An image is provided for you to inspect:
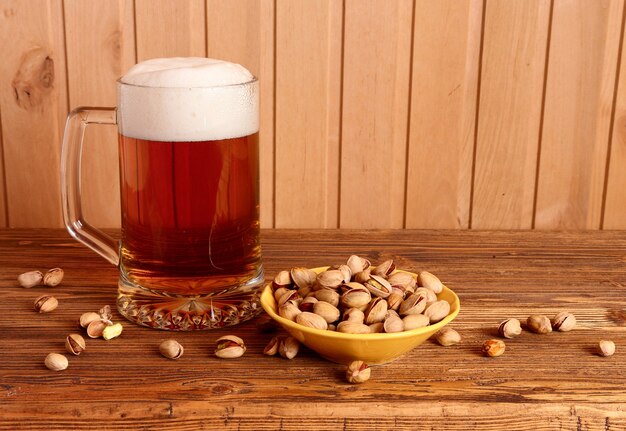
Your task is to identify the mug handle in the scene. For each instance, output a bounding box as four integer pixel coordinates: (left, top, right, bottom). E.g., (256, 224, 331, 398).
(61, 107, 120, 266)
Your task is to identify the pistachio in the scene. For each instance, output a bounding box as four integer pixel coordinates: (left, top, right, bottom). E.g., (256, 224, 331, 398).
(18, 270, 43, 288)
(44, 353, 68, 371)
(328, 324, 337, 331)
(552, 311, 576, 332)
(434, 328, 461, 346)
(414, 287, 437, 304)
(353, 268, 372, 284)
(215, 335, 246, 359)
(423, 300, 450, 323)
(364, 297, 388, 324)
(418, 270, 443, 294)
(402, 314, 430, 330)
(279, 300, 301, 321)
(340, 289, 371, 310)
(364, 275, 393, 298)
(99, 305, 113, 323)
(387, 290, 404, 311)
(337, 321, 371, 334)
(296, 311, 328, 330)
(387, 271, 417, 292)
(399, 292, 427, 316)
(279, 336, 300, 359)
(79, 311, 101, 328)
(273, 270, 292, 288)
(313, 301, 341, 323)
(297, 284, 313, 298)
(314, 288, 340, 307)
(598, 340, 616, 357)
(160, 339, 184, 359)
(43, 268, 64, 287)
(86, 319, 108, 338)
(273, 286, 290, 302)
(346, 255, 371, 274)
(368, 322, 384, 333)
(482, 339, 506, 357)
(527, 315, 552, 334)
(102, 323, 123, 340)
(34, 295, 58, 313)
(65, 333, 86, 355)
(383, 315, 404, 333)
(342, 308, 365, 323)
(299, 296, 318, 312)
(336, 264, 352, 283)
(385, 309, 401, 320)
(278, 290, 299, 308)
(346, 360, 371, 384)
(264, 336, 282, 356)
(498, 318, 522, 339)
(317, 269, 345, 289)
(290, 267, 318, 290)
(372, 259, 396, 278)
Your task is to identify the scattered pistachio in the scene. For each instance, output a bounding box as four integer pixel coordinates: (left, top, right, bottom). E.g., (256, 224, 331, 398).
(79, 312, 101, 328)
(552, 312, 576, 332)
(435, 328, 461, 346)
(498, 318, 522, 339)
(43, 268, 64, 286)
(86, 319, 108, 338)
(18, 270, 43, 288)
(527, 315, 552, 334)
(45, 353, 68, 371)
(34, 295, 58, 313)
(278, 336, 300, 359)
(99, 305, 113, 323)
(264, 336, 282, 356)
(215, 335, 246, 359)
(159, 339, 184, 359)
(102, 323, 123, 340)
(482, 339, 506, 357)
(346, 360, 371, 384)
(65, 334, 86, 355)
(598, 340, 616, 357)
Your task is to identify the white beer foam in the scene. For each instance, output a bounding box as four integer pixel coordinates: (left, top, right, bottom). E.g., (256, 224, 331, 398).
(118, 58, 258, 142)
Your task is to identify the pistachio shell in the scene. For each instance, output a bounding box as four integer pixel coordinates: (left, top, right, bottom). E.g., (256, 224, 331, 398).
(160, 339, 184, 359)
(424, 300, 451, 323)
(313, 301, 341, 323)
(364, 275, 393, 298)
(399, 292, 427, 316)
(65, 333, 86, 355)
(346, 255, 371, 274)
(296, 312, 328, 330)
(364, 298, 388, 324)
(418, 271, 443, 294)
(434, 327, 461, 346)
(414, 287, 437, 304)
(387, 291, 404, 311)
(43, 268, 64, 287)
(314, 289, 340, 307)
(215, 335, 246, 359)
(353, 268, 372, 284)
(340, 289, 371, 310)
(552, 311, 576, 332)
(278, 289, 299, 308)
(346, 360, 371, 384)
(598, 340, 616, 357)
(290, 267, 318, 290)
(368, 322, 384, 333)
(273, 270, 292, 288)
(337, 321, 371, 334)
(498, 318, 522, 338)
(279, 336, 300, 359)
(273, 287, 290, 302)
(18, 270, 43, 288)
(372, 259, 396, 278)
(263, 336, 282, 356)
(402, 314, 430, 330)
(317, 269, 345, 289)
(86, 320, 108, 338)
(79, 311, 101, 328)
(342, 308, 365, 323)
(34, 295, 58, 313)
(278, 301, 301, 321)
(44, 353, 68, 371)
(387, 271, 417, 292)
(299, 296, 318, 312)
(383, 316, 404, 333)
(527, 314, 552, 334)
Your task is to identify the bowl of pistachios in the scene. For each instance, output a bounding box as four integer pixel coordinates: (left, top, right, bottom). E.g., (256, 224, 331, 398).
(259, 255, 460, 365)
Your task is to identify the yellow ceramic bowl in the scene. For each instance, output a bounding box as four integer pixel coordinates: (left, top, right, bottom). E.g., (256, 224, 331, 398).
(259, 267, 460, 365)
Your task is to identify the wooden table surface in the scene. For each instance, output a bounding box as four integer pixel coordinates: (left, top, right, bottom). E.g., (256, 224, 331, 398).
(1, 229, 625, 430)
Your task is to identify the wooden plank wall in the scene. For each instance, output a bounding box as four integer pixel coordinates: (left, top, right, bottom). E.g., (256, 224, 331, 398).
(0, 0, 625, 229)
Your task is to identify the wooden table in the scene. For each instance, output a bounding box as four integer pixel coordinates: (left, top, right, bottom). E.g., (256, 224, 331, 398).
(1, 229, 625, 430)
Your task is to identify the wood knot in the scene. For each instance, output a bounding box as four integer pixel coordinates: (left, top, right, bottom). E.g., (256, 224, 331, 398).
(211, 383, 234, 395)
(606, 308, 626, 326)
(12, 47, 55, 110)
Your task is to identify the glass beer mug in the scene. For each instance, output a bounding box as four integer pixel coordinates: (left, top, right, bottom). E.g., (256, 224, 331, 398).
(61, 58, 264, 330)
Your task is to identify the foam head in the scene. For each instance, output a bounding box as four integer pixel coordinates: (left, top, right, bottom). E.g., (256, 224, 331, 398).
(117, 57, 258, 142)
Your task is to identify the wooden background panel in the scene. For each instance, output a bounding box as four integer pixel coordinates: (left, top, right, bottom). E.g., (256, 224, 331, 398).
(405, 0, 482, 229)
(274, 0, 342, 228)
(0, 111, 6, 227)
(472, 0, 551, 229)
(134, 0, 206, 60)
(0, 0, 67, 227)
(535, 0, 624, 229)
(64, 0, 135, 228)
(340, 0, 413, 228)
(206, 0, 275, 228)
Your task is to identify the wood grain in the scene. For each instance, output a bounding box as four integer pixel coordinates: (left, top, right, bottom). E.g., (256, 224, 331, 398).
(0, 0, 68, 227)
(64, 0, 135, 228)
(134, 0, 206, 60)
(206, 0, 275, 228)
(0, 110, 7, 227)
(274, 0, 342, 228)
(405, 0, 482, 229)
(535, 0, 624, 229)
(472, 0, 551, 229)
(340, 0, 413, 228)
(1, 229, 625, 430)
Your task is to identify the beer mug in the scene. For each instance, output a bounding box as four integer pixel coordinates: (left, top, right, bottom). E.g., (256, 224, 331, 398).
(61, 58, 264, 330)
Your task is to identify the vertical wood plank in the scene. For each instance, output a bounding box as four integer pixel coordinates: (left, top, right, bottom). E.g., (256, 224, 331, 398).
(471, 0, 551, 229)
(0, 0, 68, 227)
(206, 0, 275, 228)
(405, 0, 482, 229)
(64, 0, 135, 228)
(340, 0, 413, 228)
(135, 0, 206, 60)
(0, 111, 7, 227)
(535, 0, 624, 229)
(274, 0, 342, 228)
(604, 14, 626, 229)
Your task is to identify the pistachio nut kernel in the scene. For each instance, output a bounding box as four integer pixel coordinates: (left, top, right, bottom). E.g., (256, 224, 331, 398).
(434, 328, 461, 346)
(160, 339, 184, 359)
(498, 318, 522, 339)
(346, 255, 371, 274)
(337, 321, 371, 334)
(598, 340, 616, 357)
(296, 311, 328, 330)
(527, 315, 552, 334)
(402, 314, 430, 330)
(418, 270, 443, 294)
(552, 311, 576, 332)
(34, 295, 58, 313)
(79, 311, 101, 328)
(43, 268, 64, 287)
(102, 323, 123, 340)
(372, 259, 396, 278)
(346, 360, 371, 384)
(215, 335, 246, 359)
(264, 336, 282, 356)
(18, 270, 43, 288)
(423, 300, 451, 323)
(364, 275, 393, 298)
(364, 297, 388, 324)
(278, 336, 300, 359)
(482, 339, 506, 357)
(65, 333, 86, 355)
(45, 353, 68, 371)
(313, 301, 341, 323)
